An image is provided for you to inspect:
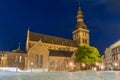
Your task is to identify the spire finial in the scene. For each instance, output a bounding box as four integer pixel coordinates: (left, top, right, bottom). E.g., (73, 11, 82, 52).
(28, 26, 30, 31)
(78, 0, 80, 9)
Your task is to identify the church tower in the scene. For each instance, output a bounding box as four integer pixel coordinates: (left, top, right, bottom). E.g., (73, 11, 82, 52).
(73, 6, 89, 46)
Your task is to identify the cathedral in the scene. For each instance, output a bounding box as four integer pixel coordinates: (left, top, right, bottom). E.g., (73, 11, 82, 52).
(0, 6, 89, 71)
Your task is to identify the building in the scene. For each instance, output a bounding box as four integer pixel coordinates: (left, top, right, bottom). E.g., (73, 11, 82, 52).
(104, 48, 112, 70)
(26, 6, 89, 71)
(0, 45, 28, 70)
(0, 6, 89, 71)
(0, 54, 7, 67)
(104, 41, 120, 70)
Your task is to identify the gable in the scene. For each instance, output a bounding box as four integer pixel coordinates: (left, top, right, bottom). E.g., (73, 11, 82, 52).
(28, 41, 49, 55)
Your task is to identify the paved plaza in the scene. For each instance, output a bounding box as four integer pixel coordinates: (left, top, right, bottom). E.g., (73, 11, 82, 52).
(0, 71, 120, 80)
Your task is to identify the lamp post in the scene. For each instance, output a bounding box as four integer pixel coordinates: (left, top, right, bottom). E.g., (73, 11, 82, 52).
(69, 62, 73, 71)
(69, 62, 73, 66)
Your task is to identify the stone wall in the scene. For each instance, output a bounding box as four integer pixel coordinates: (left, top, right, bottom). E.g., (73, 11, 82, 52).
(27, 41, 49, 69)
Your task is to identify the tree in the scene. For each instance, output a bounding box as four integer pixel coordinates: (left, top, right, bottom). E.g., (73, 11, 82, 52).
(75, 45, 101, 69)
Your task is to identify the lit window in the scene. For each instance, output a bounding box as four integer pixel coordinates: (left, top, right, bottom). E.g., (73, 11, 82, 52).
(19, 56, 22, 63)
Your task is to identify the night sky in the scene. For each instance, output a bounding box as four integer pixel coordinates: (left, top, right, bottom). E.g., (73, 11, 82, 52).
(0, 0, 120, 55)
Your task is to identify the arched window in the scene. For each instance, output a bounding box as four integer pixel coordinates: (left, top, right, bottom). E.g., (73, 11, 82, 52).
(40, 55, 43, 68)
(19, 56, 22, 63)
(36, 55, 38, 67)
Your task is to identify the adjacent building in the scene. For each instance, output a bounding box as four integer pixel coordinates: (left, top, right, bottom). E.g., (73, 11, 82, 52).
(104, 40, 120, 70)
(104, 48, 112, 70)
(0, 46, 28, 70)
(0, 6, 90, 71)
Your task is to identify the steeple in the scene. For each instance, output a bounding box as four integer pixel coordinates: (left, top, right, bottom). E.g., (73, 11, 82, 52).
(26, 27, 30, 51)
(27, 27, 30, 34)
(77, 1, 83, 22)
(77, 6, 83, 22)
(74, 5, 87, 30)
(72, 3, 90, 46)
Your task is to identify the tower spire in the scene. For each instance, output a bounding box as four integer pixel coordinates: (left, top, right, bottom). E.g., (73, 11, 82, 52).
(28, 26, 30, 32)
(77, 2, 83, 22)
(73, 1, 89, 46)
(78, 0, 80, 9)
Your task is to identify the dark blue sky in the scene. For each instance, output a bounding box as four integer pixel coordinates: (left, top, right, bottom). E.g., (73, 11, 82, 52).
(0, 0, 120, 54)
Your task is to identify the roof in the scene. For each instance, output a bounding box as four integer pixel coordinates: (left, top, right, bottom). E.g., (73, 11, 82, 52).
(74, 7, 88, 30)
(29, 31, 78, 47)
(12, 47, 24, 53)
(74, 22, 87, 30)
(49, 50, 74, 57)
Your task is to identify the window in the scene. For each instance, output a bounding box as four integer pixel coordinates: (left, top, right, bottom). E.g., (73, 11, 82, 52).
(40, 55, 43, 68)
(19, 56, 22, 63)
(115, 48, 116, 53)
(116, 55, 118, 60)
(36, 55, 38, 67)
(15, 56, 18, 63)
(85, 33, 86, 37)
(117, 47, 120, 53)
(83, 32, 84, 36)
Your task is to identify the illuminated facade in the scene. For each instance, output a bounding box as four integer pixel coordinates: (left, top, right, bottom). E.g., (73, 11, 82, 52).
(26, 6, 89, 71)
(0, 6, 89, 71)
(0, 46, 28, 70)
(73, 7, 89, 46)
(104, 40, 120, 70)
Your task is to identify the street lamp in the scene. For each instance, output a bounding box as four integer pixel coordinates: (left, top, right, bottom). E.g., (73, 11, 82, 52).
(69, 62, 74, 71)
(82, 63, 86, 67)
(114, 63, 118, 66)
(69, 62, 73, 66)
(82, 63, 86, 70)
